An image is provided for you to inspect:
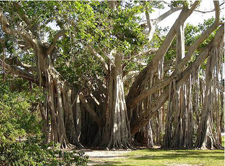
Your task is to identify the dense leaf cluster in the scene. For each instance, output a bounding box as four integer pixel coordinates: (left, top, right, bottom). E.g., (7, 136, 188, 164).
(0, 139, 88, 166)
(0, 76, 88, 165)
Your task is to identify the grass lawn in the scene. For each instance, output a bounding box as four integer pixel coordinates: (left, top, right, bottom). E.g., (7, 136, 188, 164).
(94, 149, 224, 166)
(222, 136, 224, 147)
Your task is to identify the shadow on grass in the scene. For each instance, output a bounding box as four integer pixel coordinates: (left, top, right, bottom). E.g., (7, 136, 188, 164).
(92, 161, 131, 166)
(132, 149, 224, 161)
(89, 149, 224, 166)
(89, 155, 127, 158)
(133, 154, 223, 161)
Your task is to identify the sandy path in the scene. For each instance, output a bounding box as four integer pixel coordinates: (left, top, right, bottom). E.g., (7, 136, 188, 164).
(81, 149, 130, 165)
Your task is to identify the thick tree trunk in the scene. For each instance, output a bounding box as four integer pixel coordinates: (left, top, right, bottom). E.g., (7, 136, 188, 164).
(37, 47, 81, 148)
(46, 69, 71, 148)
(62, 87, 82, 147)
(104, 54, 131, 149)
(134, 120, 154, 147)
(76, 51, 132, 149)
(195, 37, 224, 149)
(164, 82, 174, 148)
(0, 6, 83, 147)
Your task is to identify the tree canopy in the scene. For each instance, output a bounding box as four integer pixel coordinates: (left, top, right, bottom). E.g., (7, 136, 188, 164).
(0, 0, 224, 153)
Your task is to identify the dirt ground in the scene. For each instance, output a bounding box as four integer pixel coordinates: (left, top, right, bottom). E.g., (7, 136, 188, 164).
(81, 149, 130, 165)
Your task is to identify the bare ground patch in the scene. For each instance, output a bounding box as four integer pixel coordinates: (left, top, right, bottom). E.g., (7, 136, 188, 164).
(81, 149, 130, 165)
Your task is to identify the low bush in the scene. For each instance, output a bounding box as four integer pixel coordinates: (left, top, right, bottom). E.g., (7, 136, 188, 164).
(0, 138, 88, 166)
(0, 77, 88, 165)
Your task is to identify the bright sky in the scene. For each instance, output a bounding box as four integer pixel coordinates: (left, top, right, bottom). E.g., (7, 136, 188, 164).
(154, 0, 224, 28)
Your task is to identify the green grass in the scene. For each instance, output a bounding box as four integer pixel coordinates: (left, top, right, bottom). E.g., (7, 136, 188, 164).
(94, 149, 224, 166)
(222, 136, 224, 147)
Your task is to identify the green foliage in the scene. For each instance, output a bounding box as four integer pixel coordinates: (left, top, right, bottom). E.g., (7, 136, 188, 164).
(185, 18, 217, 70)
(0, 78, 41, 144)
(148, 1, 165, 10)
(171, 0, 189, 7)
(185, 18, 215, 47)
(0, 138, 88, 166)
(162, 17, 217, 70)
(0, 76, 88, 165)
(50, 1, 149, 89)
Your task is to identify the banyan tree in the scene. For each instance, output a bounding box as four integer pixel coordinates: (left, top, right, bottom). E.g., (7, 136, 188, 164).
(0, 1, 224, 149)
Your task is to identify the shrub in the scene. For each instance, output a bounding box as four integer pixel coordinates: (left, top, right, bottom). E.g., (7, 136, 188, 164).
(0, 77, 88, 165)
(0, 138, 88, 165)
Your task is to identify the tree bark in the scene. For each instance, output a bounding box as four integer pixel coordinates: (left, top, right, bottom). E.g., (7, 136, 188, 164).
(106, 54, 131, 149)
(196, 30, 224, 149)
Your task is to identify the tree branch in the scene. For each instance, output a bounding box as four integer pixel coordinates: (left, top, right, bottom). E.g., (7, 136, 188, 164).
(87, 45, 108, 73)
(177, 25, 224, 86)
(47, 30, 67, 55)
(6, 57, 37, 72)
(176, 1, 220, 71)
(194, 2, 224, 14)
(149, 1, 199, 70)
(127, 2, 199, 104)
(144, 2, 155, 41)
(0, 9, 14, 35)
(0, 7, 37, 49)
(130, 88, 169, 136)
(13, 2, 39, 37)
(127, 24, 224, 110)
(130, 25, 224, 135)
(153, 7, 182, 24)
(0, 59, 41, 85)
(13, 3, 31, 28)
(79, 93, 103, 127)
(132, 48, 158, 58)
